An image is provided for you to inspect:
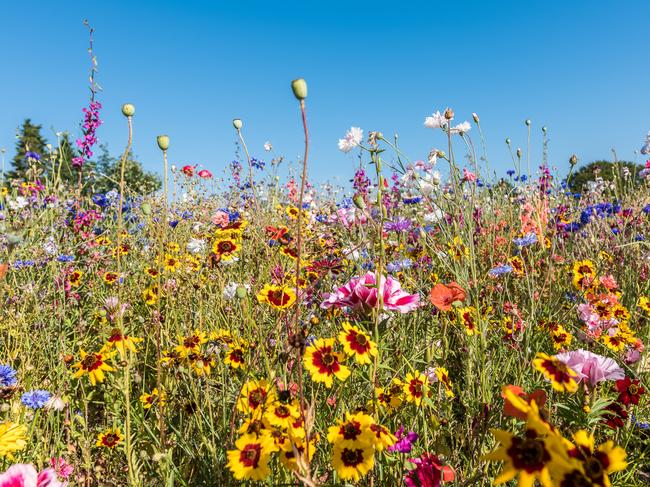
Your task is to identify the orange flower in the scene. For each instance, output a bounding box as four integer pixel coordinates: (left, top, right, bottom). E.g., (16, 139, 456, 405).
(501, 385, 547, 420)
(428, 282, 466, 311)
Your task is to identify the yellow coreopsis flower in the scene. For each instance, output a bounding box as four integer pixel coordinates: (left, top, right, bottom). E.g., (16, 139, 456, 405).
(72, 349, 116, 385)
(0, 421, 27, 459)
(96, 428, 124, 448)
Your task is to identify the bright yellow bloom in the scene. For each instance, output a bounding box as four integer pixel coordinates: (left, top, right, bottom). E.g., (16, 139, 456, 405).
(327, 412, 375, 447)
(532, 353, 578, 393)
(227, 433, 273, 481)
(0, 422, 27, 459)
(303, 338, 350, 388)
(256, 284, 296, 310)
(174, 330, 207, 358)
(338, 322, 377, 364)
(140, 388, 166, 409)
(237, 379, 275, 414)
(434, 367, 455, 399)
(403, 372, 429, 406)
(457, 306, 479, 335)
(72, 349, 116, 385)
(96, 428, 124, 448)
(332, 442, 375, 482)
(105, 328, 143, 357)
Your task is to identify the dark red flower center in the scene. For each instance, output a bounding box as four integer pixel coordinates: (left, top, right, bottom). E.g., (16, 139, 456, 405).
(239, 443, 261, 468)
(81, 354, 102, 371)
(507, 436, 549, 472)
(340, 447, 364, 467)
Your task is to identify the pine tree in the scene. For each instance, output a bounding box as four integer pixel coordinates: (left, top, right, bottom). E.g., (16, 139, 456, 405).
(92, 145, 161, 195)
(9, 119, 48, 180)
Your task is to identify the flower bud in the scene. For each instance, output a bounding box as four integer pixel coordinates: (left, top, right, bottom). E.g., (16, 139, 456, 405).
(516, 148, 522, 159)
(525, 119, 531, 126)
(443, 108, 454, 120)
(352, 194, 366, 210)
(542, 126, 547, 134)
(505, 138, 511, 145)
(472, 113, 479, 123)
(232, 119, 243, 130)
(121, 103, 135, 117)
(291, 78, 308, 100)
(156, 135, 170, 151)
(236, 286, 248, 299)
(569, 154, 578, 166)
(141, 203, 152, 215)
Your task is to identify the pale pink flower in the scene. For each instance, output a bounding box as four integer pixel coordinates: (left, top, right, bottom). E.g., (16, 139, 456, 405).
(450, 121, 471, 134)
(211, 211, 230, 227)
(0, 464, 66, 487)
(424, 111, 447, 130)
(338, 127, 363, 153)
(320, 272, 420, 314)
(462, 168, 477, 182)
(554, 349, 624, 386)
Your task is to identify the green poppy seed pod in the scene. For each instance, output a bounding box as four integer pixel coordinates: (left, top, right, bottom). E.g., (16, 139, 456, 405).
(236, 286, 248, 299)
(569, 154, 578, 166)
(233, 119, 243, 130)
(121, 103, 136, 117)
(516, 148, 522, 159)
(352, 194, 366, 210)
(542, 126, 548, 134)
(141, 202, 152, 215)
(505, 138, 511, 145)
(525, 119, 531, 126)
(157, 135, 170, 151)
(291, 78, 308, 100)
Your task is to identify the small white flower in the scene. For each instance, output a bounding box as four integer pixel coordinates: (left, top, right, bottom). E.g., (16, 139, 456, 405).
(424, 111, 447, 129)
(450, 121, 471, 135)
(427, 149, 438, 166)
(43, 237, 58, 256)
(8, 196, 28, 211)
(640, 132, 650, 155)
(424, 207, 444, 223)
(223, 282, 250, 300)
(264, 141, 273, 151)
(419, 171, 441, 195)
(45, 395, 66, 411)
(338, 127, 363, 153)
(187, 238, 206, 254)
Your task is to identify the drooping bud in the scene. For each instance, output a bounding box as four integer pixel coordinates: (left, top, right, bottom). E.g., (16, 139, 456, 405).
(443, 108, 454, 120)
(542, 126, 547, 134)
(505, 138, 511, 145)
(525, 119, 531, 126)
(516, 148, 522, 159)
(232, 119, 243, 130)
(121, 103, 136, 117)
(569, 154, 578, 166)
(291, 78, 308, 100)
(156, 135, 170, 151)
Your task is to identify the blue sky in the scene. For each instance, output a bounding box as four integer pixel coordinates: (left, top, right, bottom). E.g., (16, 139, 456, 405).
(1, 0, 648, 186)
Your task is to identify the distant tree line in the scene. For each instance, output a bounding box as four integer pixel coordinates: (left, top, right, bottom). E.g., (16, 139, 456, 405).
(5, 119, 161, 195)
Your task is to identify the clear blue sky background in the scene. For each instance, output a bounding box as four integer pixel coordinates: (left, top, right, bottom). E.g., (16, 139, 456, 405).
(1, 0, 648, 185)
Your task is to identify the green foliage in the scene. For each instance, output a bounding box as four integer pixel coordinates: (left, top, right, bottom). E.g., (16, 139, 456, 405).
(568, 160, 643, 192)
(91, 144, 161, 195)
(8, 119, 48, 180)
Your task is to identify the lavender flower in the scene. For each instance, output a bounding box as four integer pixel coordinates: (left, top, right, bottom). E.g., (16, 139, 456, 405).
(513, 232, 537, 247)
(488, 265, 513, 277)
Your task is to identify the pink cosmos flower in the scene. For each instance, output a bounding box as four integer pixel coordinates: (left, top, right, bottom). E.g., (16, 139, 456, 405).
(320, 272, 420, 314)
(211, 211, 230, 227)
(0, 464, 66, 487)
(554, 349, 624, 386)
(198, 169, 212, 179)
(462, 168, 477, 182)
(50, 458, 73, 480)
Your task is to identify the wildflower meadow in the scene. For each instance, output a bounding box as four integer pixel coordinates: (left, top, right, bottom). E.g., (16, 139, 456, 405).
(1, 20, 650, 487)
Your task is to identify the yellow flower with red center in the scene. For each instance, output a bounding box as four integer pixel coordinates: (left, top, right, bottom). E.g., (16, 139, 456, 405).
(256, 284, 297, 310)
(375, 380, 404, 412)
(0, 421, 27, 459)
(532, 353, 578, 393)
(163, 253, 181, 272)
(338, 322, 377, 365)
(368, 423, 397, 452)
(174, 330, 207, 358)
(72, 349, 116, 385)
(224, 342, 247, 369)
(145, 267, 160, 278)
(602, 332, 627, 352)
(237, 380, 275, 414)
(212, 238, 240, 261)
(96, 428, 124, 448)
(327, 412, 375, 447)
(457, 306, 479, 335)
(564, 430, 627, 486)
(572, 259, 596, 290)
(166, 242, 180, 253)
(285, 205, 300, 219)
(508, 256, 525, 276)
(447, 236, 469, 261)
(551, 325, 573, 350)
(303, 338, 350, 388)
(143, 286, 159, 305)
(103, 271, 120, 285)
(68, 270, 83, 287)
(264, 400, 300, 430)
(105, 328, 143, 357)
(237, 416, 271, 437)
(279, 435, 318, 472)
(332, 443, 375, 482)
(434, 367, 455, 399)
(403, 372, 429, 406)
(227, 433, 273, 481)
(638, 296, 650, 314)
(189, 353, 215, 376)
(139, 388, 166, 409)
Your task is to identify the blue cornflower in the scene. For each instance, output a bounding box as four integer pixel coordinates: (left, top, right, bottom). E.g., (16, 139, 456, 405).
(24, 151, 41, 161)
(338, 198, 353, 209)
(250, 157, 265, 170)
(12, 260, 36, 269)
(305, 335, 317, 347)
(21, 390, 52, 409)
(643, 204, 650, 214)
(169, 220, 179, 228)
(57, 255, 75, 263)
(402, 196, 422, 205)
(315, 214, 328, 223)
(488, 265, 513, 277)
(513, 232, 538, 247)
(0, 364, 18, 387)
(92, 193, 109, 208)
(506, 169, 515, 177)
(520, 175, 528, 182)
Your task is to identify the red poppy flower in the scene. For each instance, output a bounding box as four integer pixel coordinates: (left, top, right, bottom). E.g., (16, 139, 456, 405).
(429, 282, 466, 311)
(182, 165, 196, 177)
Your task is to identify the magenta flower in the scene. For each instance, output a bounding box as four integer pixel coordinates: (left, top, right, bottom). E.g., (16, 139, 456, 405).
(388, 426, 418, 453)
(404, 453, 455, 487)
(50, 457, 74, 480)
(320, 272, 420, 314)
(554, 349, 624, 386)
(0, 464, 66, 487)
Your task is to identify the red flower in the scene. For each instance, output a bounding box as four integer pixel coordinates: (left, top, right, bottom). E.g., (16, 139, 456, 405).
(615, 376, 645, 406)
(603, 402, 628, 429)
(182, 165, 196, 177)
(429, 282, 466, 311)
(198, 169, 212, 179)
